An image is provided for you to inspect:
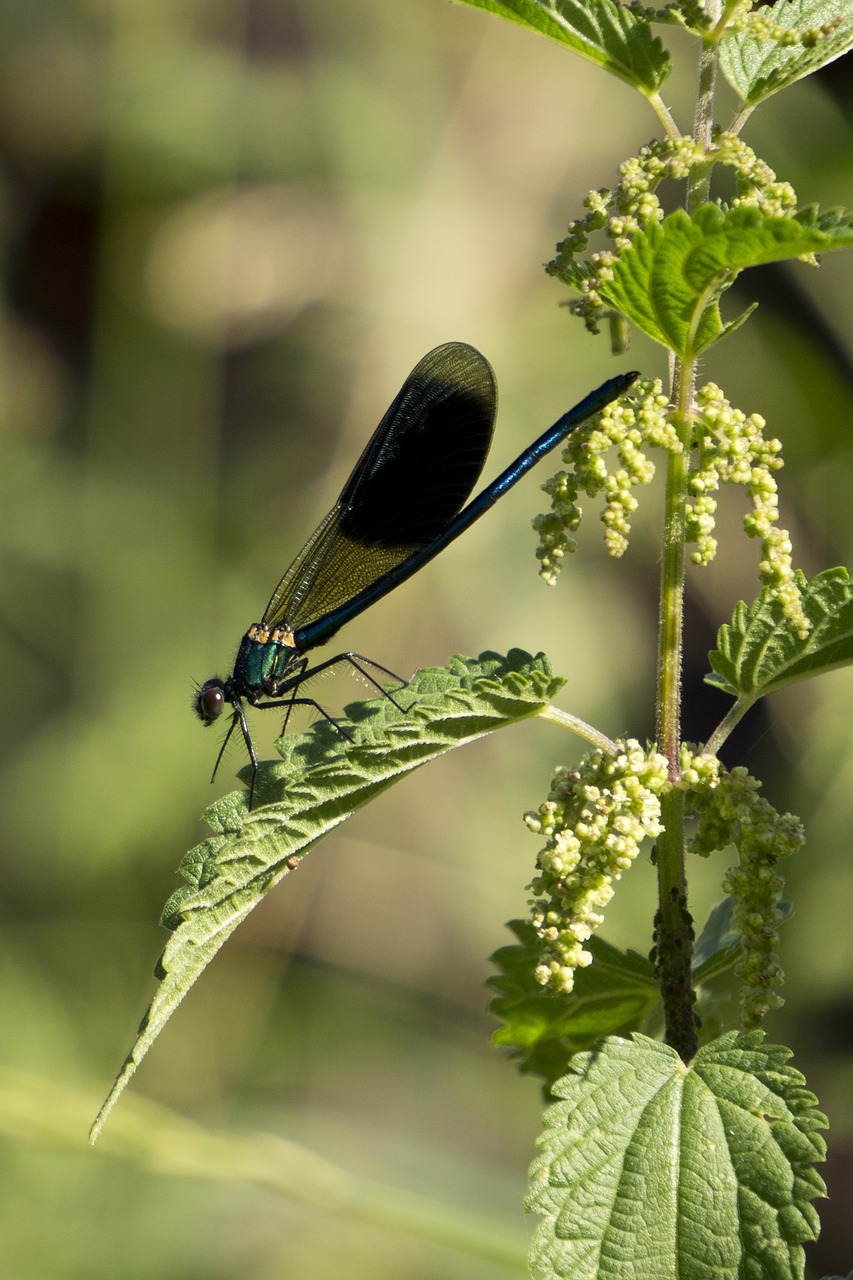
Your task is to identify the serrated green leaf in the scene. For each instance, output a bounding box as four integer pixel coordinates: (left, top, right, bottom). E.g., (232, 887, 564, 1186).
(488, 904, 798, 1088)
(90, 650, 563, 1141)
(527, 1033, 826, 1280)
(707, 567, 853, 704)
(598, 204, 853, 357)
(719, 0, 853, 107)
(488, 921, 658, 1091)
(451, 0, 671, 93)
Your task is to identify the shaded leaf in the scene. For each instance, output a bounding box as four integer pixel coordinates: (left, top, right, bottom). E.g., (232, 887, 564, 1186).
(692, 899, 792, 1045)
(692, 896, 788, 988)
(488, 920, 658, 1090)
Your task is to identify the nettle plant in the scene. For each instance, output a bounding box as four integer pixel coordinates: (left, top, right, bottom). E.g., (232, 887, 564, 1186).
(93, 1, 853, 1276)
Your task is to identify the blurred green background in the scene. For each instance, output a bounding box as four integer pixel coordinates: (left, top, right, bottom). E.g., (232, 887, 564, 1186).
(1, 1, 851, 1276)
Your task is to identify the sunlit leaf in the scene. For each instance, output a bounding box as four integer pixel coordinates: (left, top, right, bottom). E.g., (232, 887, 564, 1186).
(707, 567, 853, 702)
(90, 650, 564, 1140)
(596, 204, 853, 357)
(451, 0, 671, 92)
(527, 1034, 826, 1279)
(719, 0, 853, 106)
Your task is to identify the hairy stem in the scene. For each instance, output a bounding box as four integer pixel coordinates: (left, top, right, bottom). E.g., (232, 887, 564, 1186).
(703, 695, 755, 757)
(654, 366, 693, 771)
(647, 91, 682, 142)
(654, 364, 698, 1059)
(653, 25, 722, 1060)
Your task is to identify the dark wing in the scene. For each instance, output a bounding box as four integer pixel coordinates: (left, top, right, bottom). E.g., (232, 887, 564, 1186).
(262, 342, 497, 633)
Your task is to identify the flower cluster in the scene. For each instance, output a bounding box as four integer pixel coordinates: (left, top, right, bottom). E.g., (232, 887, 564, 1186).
(534, 377, 674, 582)
(535, 377, 807, 632)
(525, 741, 804, 1022)
(715, 132, 798, 217)
(525, 741, 669, 993)
(681, 747, 805, 1028)
(690, 382, 808, 635)
(547, 138, 700, 334)
(729, 5, 845, 50)
(625, 0, 709, 29)
(548, 134, 802, 334)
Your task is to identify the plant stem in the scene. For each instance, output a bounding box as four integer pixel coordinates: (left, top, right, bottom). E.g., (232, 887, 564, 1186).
(728, 104, 755, 136)
(687, 39, 717, 208)
(653, 22, 722, 1061)
(647, 92, 682, 142)
(703, 695, 755, 757)
(654, 366, 693, 773)
(654, 363, 698, 1060)
(538, 704, 619, 756)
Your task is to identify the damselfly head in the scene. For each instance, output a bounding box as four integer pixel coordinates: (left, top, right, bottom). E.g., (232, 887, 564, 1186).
(195, 680, 228, 725)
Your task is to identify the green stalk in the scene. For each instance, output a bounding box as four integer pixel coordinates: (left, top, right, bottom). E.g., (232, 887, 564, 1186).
(654, 364, 698, 1060)
(653, 15, 721, 1059)
(538, 704, 619, 756)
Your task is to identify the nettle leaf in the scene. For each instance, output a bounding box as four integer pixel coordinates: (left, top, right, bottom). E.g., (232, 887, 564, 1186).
(719, 0, 853, 107)
(451, 0, 671, 93)
(598, 203, 853, 357)
(488, 903, 798, 1088)
(488, 921, 658, 1090)
(707, 567, 853, 703)
(90, 650, 563, 1141)
(527, 1033, 826, 1280)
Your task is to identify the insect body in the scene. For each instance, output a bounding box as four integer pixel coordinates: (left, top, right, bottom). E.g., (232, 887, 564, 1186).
(195, 342, 638, 805)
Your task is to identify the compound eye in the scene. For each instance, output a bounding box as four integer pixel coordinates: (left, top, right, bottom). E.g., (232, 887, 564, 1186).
(197, 683, 226, 724)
